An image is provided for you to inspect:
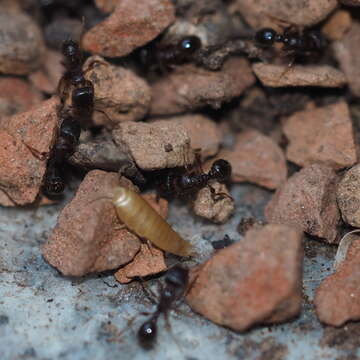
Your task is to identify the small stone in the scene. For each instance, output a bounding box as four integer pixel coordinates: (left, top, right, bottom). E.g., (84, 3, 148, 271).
(83, 56, 151, 127)
(315, 239, 360, 326)
(69, 135, 133, 171)
(150, 58, 255, 115)
(29, 50, 64, 94)
(171, 115, 223, 160)
(333, 21, 360, 97)
(322, 10, 352, 41)
(95, 0, 118, 13)
(214, 130, 287, 190)
(115, 244, 167, 284)
(283, 102, 357, 170)
(112, 120, 194, 170)
(0, 77, 43, 117)
(83, 0, 175, 57)
(42, 171, 141, 276)
(0, 97, 59, 206)
(230, 0, 337, 28)
(265, 164, 340, 243)
(0, 10, 45, 75)
(44, 18, 83, 51)
(252, 64, 347, 88)
(186, 224, 303, 331)
(337, 164, 360, 227)
(193, 182, 234, 224)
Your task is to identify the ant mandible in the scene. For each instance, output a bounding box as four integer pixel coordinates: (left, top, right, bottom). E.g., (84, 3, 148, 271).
(137, 265, 189, 350)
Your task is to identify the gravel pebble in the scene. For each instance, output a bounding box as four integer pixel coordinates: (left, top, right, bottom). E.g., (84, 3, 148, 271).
(252, 64, 347, 88)
(0, 97, 59, 206)
(84, 56, 151, 127)
(0, 10, 45, 75)
(83, 0, 175, 57)
(337, 164, 360, 228)
(283, 102, 357, 170)
(0, 77, 43, 117)
(315, 238, 360, 326)
(171, 114, 223, 160)
(214, 130, 287, 190)
(192, 182, 234, 224)
(230, 0, 337, 28)
(322, 10, 352, 41)
(150, 58, 255, 115)
(187, 224, 303, 331)
(333, 21, 360, 97)
(42, 171, 141, 276)
(112, 120, 194, 170)
(265, 164, 340, 243)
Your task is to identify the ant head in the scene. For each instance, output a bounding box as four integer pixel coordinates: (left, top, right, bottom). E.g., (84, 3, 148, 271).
(209, 159, 232, 182)
(44, 177, 65, 196)
(165, 265, 189, 288)
(178, 36, 202, 56)
(255, 28, 277, 47)
(137, 320, 157, 350)
(62, 39, 79, 58)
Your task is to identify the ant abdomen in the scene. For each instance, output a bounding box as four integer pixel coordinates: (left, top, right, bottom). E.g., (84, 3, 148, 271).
(71, 86, 94, 109)
(137, 319, 157, 350)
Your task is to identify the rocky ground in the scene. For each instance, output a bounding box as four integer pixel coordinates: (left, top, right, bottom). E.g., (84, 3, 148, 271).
(1, 0, 360, 359)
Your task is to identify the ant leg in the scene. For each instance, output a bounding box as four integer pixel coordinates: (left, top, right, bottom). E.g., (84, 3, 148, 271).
(193, 148, 204, 175)
(139, 279, 158, 305)
(144, 239, 155, 257)
(140, 311, 152, 316)
(163, 312, 184, 354)
(0, 186, 18, 206)
(23, 143, 48, 161)
(83, 59, 109, 77)
(57, 77, 70, 103)
(172, 304, 193, 319)
(109, 313, 137, 343)
(94, 108, 116, 127)
(207, 184, 233, 202)
(278, 54, 295, 80)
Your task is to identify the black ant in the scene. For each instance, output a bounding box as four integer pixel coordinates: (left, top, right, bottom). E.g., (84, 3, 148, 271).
(159, 158, 232, 200)
(137, 265, 189, 350)
(59, 38, 112, 127)
(43, 112, 81, 197)
(255, 27, 327, 61)
(58, 39, 99, 126)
